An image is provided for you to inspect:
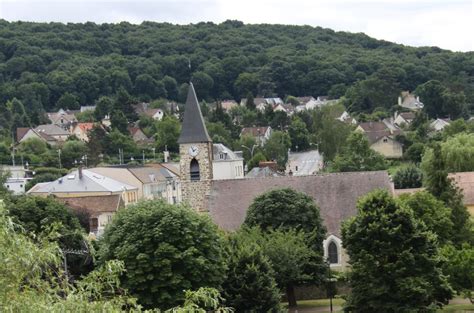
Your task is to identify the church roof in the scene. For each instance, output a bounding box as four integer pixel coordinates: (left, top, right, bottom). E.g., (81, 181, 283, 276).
(178, 83, 211, 144)
(206, 171, 393, 237)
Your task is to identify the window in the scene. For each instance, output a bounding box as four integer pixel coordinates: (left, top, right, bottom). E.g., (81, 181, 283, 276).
(383, 138, 388, 143)
(328, 241, 338, 264)
(190, 158, 200, 181)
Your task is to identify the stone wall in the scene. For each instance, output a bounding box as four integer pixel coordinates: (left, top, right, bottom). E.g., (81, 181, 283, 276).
(179, 142, 213, 212)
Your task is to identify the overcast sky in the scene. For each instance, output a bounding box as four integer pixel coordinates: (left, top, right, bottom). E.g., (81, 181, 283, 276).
(1, 0, 472, 52)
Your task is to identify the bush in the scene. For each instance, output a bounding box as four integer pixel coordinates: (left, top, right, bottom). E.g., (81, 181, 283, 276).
(98, 200, 227, 310)
(392, 164, 423, 189)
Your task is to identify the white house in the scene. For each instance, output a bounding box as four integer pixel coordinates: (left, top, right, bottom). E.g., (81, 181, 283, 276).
(212, 143, 245, 180)
(430, 118, 451, 131)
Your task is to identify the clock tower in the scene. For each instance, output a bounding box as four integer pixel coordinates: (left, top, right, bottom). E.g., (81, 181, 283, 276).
(178, 82, 213, 212)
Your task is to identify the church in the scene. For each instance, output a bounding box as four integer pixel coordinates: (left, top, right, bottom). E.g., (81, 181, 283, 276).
(178, 83, 393, 269)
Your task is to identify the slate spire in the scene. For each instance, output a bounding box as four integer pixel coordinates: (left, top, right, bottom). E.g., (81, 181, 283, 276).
(178, 82, 211, 144)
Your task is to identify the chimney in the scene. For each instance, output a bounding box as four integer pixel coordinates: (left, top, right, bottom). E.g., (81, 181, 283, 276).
(78, 165, 83, 179)
(416, 96, 420, 102)
(163, 147, 169, 163)
(398, 96, 402, 106)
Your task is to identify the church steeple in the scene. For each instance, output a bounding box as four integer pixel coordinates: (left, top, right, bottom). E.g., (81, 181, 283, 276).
(178, 83, 211, 144)
(178, 82, 213, 212)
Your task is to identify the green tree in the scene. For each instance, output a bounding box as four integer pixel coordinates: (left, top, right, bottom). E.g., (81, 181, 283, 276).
(247, 151, 267, 171)
(192, 71, 214, 99)
(0, 201, 139, 311)
(86, 125, 107, 165)
(392, 164, 423, 189)
(312, 106, 353, 161)
(264, 130, 291, 169)
(154, 115, 181, 153)
(422, 133, 474, 172)
(110, 110, 129, 134)
(222, 233, 282, 313)
(56, 92, 79, 110)
(331, 132, 386, 172)
(422, 143, 472, 245)
(398, 191, 453, 244)
(288, 117, 310, 151)
(18, 137, 48, 155)
(404, 142, 425, 163)
(342, 190, 453, 312)
(237, 227, 316, 308)
(245, 92, 255, 110)
(441, 244, 474, 303)
(234, 72, 258, 98)
(416, 80, 446, 118)
(113, 87, 137, 122)
(238, 134, 258, 163)
(94, 96, 113, 120)
(104, 129, 137, 156)
(61, 140, 88, 168)
(98, 200, 226, 309)
(244, 188, 326, 306)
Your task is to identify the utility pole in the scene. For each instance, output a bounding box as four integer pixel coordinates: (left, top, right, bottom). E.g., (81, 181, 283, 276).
(11, 148, 15, 166)
(142, 150, 145, 165)
(152, 148, 156, 162)
(57, 149, 62, 169)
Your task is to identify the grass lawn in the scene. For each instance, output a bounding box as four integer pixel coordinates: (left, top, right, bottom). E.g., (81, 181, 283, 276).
(284, 298, 474, 313)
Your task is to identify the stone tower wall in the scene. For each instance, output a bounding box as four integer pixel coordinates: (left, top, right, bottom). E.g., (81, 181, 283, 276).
(179, 142, 213, 211)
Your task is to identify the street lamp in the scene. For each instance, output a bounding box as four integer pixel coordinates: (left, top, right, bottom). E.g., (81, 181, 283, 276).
(241, 144, 258, 158)
(326, 258, 337, 313)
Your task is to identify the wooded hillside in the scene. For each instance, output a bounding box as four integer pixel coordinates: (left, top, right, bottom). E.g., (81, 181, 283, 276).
(0, 19, 473, 120)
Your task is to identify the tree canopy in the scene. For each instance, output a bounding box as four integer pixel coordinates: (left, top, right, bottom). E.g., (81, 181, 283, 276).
(342, 190, 453, 312)
(97, 200, 227, 310)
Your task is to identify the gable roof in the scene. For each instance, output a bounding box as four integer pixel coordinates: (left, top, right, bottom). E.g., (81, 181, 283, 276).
(207, 171, 393, 236)
(74, 122, 94, 132)
(213, 143, 243, 161)
(178, 83, 211, 144)
(57, 194, 124, 215)
(240, 126, 271, 137)
(35, 124, 70, 136)
(16, 127, 30, 142)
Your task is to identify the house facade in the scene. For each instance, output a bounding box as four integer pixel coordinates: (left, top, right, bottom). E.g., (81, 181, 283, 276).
(240, 126, 272, 146)
(212, 143, 245, 180)
(71, 123, 95, 141)
(356, 122, 403, 158)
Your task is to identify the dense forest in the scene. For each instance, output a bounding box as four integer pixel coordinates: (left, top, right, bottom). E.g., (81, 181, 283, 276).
(0, 19, 473, 120)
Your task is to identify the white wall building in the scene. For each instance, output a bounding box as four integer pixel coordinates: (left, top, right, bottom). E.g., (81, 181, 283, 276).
(212, 143, 245, 180)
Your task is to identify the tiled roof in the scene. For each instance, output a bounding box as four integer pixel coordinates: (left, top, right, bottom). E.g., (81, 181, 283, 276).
(246, 166, 283, 178)
(207, 171, 393, 236)
(35, 124, 70, 136)
(128, 166, 177, 183)
(240, 126, 270, 137)
(16, 127, 30, 142)
(448, 172, 474, 205)
(75, 123, 94, 132)
(57, 195, 124, 216)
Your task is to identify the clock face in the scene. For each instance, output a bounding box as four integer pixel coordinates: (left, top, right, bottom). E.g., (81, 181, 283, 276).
(188, 145, 199, 157)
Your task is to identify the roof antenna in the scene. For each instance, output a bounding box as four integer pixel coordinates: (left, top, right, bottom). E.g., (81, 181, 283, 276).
(188, 57, 192, 83)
